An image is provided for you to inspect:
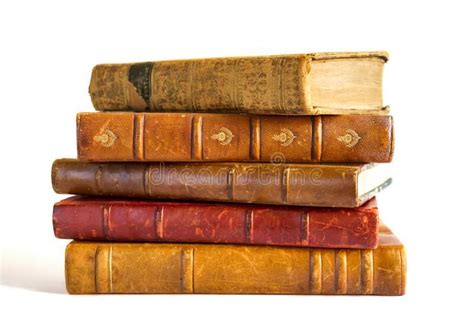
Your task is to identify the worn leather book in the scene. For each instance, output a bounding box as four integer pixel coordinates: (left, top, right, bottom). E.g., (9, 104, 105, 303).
(77, 112, 394, 163)
(65, 224, 405, 295)
(53, 197, 379, 248)
(89, 51, 388, 115)
(52, 159, 391, 208)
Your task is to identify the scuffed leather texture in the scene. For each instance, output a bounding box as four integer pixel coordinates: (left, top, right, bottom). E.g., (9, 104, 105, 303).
(89, 51, 387, 115)
(53, 197, 379, 249)
(52, 159, 390, 208)
(77, 112, 394, 163)
(65, 224, 405, 295)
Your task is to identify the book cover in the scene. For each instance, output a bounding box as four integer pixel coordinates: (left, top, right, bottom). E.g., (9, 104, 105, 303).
(89, 52, 388, 115)
(52, 159, 391, 208)
(53, 197, 379, 249)
(65, 225, 405, 295)
(77, 112, 394, 163)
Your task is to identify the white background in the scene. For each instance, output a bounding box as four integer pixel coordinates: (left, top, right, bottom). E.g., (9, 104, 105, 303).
(1, 0, 473, 330)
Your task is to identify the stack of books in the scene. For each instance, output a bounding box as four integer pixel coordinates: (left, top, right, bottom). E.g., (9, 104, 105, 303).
(51, 51, 405, 295)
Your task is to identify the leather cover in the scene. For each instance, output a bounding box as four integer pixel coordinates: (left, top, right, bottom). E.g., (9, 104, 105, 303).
(65, 224, 405, 295)
(89, 51, 388, 115)
(53, 197, 379, 249)
(51, 159, 391, 208)
(77, 112, 394, 163)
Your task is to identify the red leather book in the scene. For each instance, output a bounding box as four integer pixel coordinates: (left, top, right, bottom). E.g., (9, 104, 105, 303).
(53, 196, 379, 249)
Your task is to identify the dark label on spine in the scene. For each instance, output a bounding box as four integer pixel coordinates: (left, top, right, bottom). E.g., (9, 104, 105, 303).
(128, 62, 153, 109)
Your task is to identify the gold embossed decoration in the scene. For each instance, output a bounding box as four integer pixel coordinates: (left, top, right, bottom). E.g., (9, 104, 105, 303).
(211, 127, 234, 145)
(93, 129, 117, 148)
(272, 128, 296, 147)
(337, 129, 361, 148)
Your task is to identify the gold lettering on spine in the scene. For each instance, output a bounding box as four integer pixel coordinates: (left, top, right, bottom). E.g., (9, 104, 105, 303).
(211, 127, 234, 145)
(93, 129, 117, 147)
(272, 128, 296, 146)
(337, 129, 361, 148)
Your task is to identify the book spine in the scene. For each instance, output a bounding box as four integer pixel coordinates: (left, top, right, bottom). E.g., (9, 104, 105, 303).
(53, 198, 379, 249)
(89, 55, 312, 114)
(51, 159, 360, 207)
(65, 241, 405, 295)
(77, 113, 394, 163)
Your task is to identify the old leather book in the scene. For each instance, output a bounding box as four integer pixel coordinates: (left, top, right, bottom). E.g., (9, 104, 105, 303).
(78, 112, 394, 163)
(52, 159, 391, 208)
(53, 197, 379, 249)
(89, 51, 388, 115)
(65, 224, 405, 295)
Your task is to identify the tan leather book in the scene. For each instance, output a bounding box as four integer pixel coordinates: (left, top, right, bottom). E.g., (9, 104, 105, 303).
(89, 51, 388, 115)
(52, 159, 391, 208)
(65, 225, 405, 295)
(78, 112, 394, 163)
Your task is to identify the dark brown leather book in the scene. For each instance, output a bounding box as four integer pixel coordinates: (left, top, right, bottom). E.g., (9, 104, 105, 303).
(51, 159, 391, 207)
(77, 112, 393, 163)
(65, 225, 405, 295)
(53, 197, 379, 249)
(89, 52, 388, 115)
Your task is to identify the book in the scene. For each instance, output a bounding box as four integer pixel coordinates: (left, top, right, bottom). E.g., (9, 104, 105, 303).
(89, 52, 388, 115)
(77, 112, 394, 163)
(51, 159, 391, 208)
(53, 197, 379, 249)
(65, 225, 405, 295)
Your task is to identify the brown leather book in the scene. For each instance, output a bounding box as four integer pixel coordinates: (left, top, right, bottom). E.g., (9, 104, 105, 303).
(53, 197, 379, 249)
(89, 51, 388, 115)
(52, 159, 391, 208)
(78, 112, 394, 163)
(65, 225, 405, 295)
